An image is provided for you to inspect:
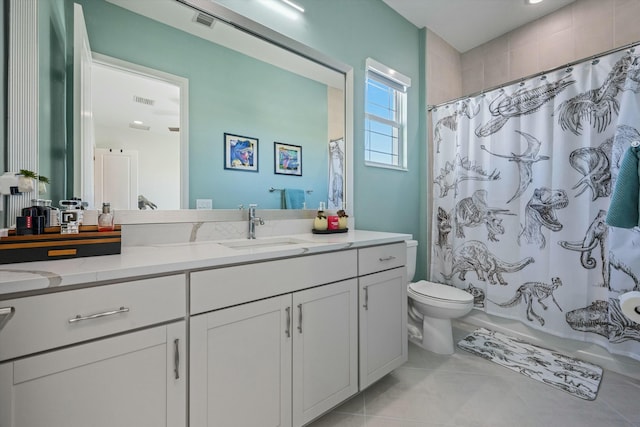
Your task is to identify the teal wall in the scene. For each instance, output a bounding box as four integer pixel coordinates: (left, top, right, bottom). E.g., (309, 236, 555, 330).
(76, 0, 329, 210)
(216, 0, 427, 279)
(38, 0, 69, 206)
(0, 0, 69, 226)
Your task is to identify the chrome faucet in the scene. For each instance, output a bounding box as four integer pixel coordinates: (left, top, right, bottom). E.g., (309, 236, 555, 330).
(248, 204, 264, 239)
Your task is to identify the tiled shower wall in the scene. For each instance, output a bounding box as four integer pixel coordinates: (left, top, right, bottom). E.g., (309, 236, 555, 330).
(460, 0, 640, 96)
(426, 0, 640, 107)
(426, 29, 462, 106)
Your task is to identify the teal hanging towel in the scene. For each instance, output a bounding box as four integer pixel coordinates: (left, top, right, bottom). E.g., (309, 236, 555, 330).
(283, 188, 305, 209)
(606, 146, 640, 228)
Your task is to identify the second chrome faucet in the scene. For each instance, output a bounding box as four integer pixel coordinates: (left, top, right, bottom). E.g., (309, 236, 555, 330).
(248, 204, 264, 239)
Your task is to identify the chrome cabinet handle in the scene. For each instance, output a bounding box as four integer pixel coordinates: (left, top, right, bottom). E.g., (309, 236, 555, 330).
(173, 338, 180, 380)
(68, 306, 129, 323)
(285, 306, 291, 338)
(379, 256, 396, 262)
(297, 304, 303, 334)
(363, 286, 369, 310)
(0, 307, 15, 331)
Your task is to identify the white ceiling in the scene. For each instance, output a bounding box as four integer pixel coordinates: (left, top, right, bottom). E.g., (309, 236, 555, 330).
(381, 0, 576, 53)
(92, 62, 180, 136)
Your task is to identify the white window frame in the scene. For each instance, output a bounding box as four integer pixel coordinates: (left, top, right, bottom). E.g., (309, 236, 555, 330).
(364, 58, 410, 171)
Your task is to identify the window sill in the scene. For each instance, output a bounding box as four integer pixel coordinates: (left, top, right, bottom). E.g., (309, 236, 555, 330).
(364, 161, 408, 172)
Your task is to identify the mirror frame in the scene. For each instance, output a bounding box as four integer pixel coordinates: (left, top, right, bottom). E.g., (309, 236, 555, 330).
(6, 0, 354, 224)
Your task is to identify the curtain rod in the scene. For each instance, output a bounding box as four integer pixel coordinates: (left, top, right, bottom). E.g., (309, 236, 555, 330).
(427, 40, 640, 112)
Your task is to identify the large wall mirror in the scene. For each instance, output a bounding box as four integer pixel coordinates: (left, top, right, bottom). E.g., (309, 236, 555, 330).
(6, 0, 353, 224)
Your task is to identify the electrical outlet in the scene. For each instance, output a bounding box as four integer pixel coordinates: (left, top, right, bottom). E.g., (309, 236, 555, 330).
(196, 199, 212, 210)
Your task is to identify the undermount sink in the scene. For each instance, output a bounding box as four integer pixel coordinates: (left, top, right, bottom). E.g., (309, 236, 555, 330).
(219, 237, 310, 249)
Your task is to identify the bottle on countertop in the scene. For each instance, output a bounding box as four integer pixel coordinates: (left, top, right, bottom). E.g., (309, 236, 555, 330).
(337, 209, 349, 229)
(97, 202, 115, 232)
(313, 210, 328, 231)
(45, 200, 60, 226)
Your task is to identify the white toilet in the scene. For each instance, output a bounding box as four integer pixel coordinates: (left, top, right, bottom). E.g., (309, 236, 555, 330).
(405, 240, 474, 354)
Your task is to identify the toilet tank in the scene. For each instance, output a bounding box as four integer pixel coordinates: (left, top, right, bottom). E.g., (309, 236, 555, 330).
(405, 240, 418, 282)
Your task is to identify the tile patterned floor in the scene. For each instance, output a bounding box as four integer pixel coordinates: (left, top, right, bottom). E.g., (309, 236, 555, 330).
(308, 327, 640, 427)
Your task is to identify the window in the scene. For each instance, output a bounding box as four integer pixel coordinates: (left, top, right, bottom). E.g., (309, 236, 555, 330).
(365, 58, 410, 170)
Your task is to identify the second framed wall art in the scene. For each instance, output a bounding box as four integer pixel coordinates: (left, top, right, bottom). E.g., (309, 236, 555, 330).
(274, 142, 302, 176)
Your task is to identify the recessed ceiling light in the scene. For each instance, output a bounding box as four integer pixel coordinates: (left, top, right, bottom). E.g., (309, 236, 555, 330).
(133, 120, 144, 125)
(281, 0, 304, 13)
(129, 122, 150, 131)
(525, 0, 544, 4)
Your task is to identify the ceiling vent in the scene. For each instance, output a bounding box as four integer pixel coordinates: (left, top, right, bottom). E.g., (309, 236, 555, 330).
(194, 12, 215, 28)
(133, 95, 155, 106)
(168, 127, 180, 132)
(129, 122, 150, 131)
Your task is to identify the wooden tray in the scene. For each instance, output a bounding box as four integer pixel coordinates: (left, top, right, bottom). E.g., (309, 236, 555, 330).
(0, 225, 121, 264)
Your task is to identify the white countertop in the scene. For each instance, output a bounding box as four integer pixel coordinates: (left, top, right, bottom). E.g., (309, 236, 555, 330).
(0, 230, 411, 299)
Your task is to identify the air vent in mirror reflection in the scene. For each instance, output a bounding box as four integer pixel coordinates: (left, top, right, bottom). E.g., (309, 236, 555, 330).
(194, 12, 215, 28)
(132, 95, 155, 106)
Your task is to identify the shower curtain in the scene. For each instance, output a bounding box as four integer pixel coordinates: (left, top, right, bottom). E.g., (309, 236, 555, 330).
(429, 46, 640, 361)
(328, 137, 345, 210)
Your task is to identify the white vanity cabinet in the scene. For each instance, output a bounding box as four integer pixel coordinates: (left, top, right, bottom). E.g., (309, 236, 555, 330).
(358, 243, 408, 389)
(0, 275, 187, 427)
(0, 233, 411, 427)
(189, 251, 359, 427)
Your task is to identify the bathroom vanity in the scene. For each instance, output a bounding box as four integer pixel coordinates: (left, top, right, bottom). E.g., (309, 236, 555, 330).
(0, 230, 409, 427)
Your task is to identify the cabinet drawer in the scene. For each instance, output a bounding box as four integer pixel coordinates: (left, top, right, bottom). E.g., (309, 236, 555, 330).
(0, 274, 186, 362)
(358, 243, 406, 276)
(190, 250, 357, 314)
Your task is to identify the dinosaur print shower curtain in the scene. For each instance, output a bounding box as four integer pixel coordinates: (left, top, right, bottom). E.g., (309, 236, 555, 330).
(429, 46, 640, 361)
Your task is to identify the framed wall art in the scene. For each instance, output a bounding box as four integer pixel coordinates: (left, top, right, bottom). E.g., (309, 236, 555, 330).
(274, 142, 302, 176)
(224, 133, 258, 172)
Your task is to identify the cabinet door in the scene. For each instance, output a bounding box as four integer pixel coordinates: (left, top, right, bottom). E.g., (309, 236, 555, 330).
(292, 279, 358, 427)
(0, 321, 186, 427)
(359, 267, 407, 389)
(190, 294, 292, 427)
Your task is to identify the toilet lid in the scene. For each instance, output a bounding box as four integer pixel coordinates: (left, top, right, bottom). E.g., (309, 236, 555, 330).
(409, 280, 474, 303)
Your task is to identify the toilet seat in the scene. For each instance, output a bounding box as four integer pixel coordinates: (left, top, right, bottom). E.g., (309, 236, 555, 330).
(408, 280, 473, 304)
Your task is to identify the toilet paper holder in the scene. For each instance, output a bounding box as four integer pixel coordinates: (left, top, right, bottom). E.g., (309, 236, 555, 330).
(619, 291, 640, 323)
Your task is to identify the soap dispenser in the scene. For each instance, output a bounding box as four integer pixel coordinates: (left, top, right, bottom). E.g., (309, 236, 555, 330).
(98, 202, 115, 232)
(313, 210, 328, 231)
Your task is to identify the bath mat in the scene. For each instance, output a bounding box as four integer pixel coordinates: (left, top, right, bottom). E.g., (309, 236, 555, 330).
(457, 328, 603, 400)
